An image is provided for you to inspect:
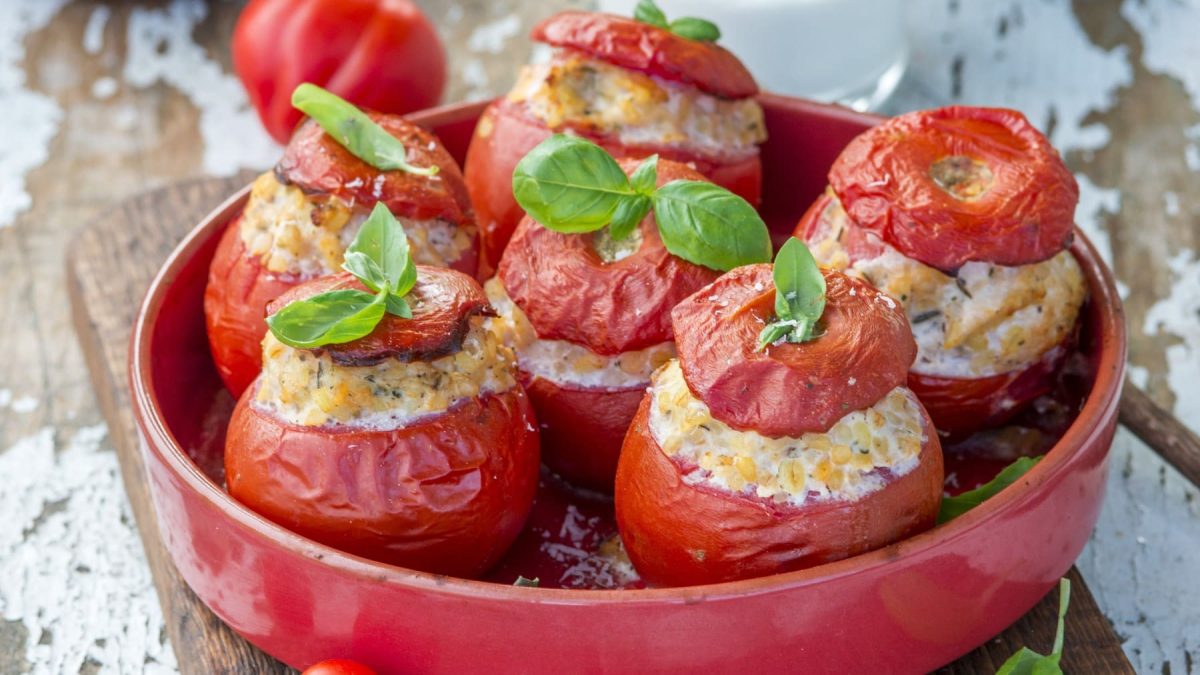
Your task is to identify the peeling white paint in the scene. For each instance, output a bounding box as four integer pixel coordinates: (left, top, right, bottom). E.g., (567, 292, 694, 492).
(1073, 173, 1119, 264)
(91, 76, 117, 100)
(9, 396, 37, 414)
(83, 5, 111, 56)
(1144, 250, 1200, 427)
(122, 0, 278, 176)
(0, 0, 71, 228)
(0, 425, 177, 674)
(467, 15, 521, 54)
(461, 58, 492, 101)
(1123, 0, 1200, 113)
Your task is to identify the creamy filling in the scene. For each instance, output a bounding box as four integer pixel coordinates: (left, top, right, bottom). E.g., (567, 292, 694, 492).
(254, 319, 516, 429)
(806, 195, 1087, 378)
(649, 361, 926, 505)
(239, 172, 473, 277)
(484, 277, 674, 389)
(507, 51, 766, 157)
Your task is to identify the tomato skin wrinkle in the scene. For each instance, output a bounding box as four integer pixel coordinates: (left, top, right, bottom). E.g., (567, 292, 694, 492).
(233, 0, 447, 144)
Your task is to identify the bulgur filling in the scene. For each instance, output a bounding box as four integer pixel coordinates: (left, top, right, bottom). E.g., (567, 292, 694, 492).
(254, 318, 516, 429)
(485, 278, 675, 389)
(649, 361, 926, 504)
(807, 194, 1087, 378)
(507, 51, 767, 157)
(239, 172, 474, 277)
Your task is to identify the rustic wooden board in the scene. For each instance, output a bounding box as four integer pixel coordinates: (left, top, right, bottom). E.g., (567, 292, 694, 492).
(65, 178, 1132, 674)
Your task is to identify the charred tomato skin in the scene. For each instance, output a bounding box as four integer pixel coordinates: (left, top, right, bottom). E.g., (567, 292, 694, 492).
(464, 99, 762, 276)
(225, 385, 540, 578)
(530, 12, 759, 99)
(521, 373, 645, 492)
(614, 395, 943, 586)
(672, 265, 915, 438)
(498, 158, 721, 356)
(828, 106, 1077, 273)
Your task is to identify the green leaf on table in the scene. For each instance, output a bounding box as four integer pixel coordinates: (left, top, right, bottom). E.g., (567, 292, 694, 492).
(266, 290, 386, 349)
(291, 83, 437, 176)
(512, 134, 636, 233)
(653, 180, 772, 271)
(997, 578, 1072, 675)
(937, 455, 1042, 524)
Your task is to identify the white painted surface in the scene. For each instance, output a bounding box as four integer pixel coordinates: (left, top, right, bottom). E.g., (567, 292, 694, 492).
(0, 1, 1196, 673)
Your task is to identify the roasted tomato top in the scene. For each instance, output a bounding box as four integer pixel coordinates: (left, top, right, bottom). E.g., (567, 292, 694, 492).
(672, 265, 916, 437)
(267, 266, 492, 366)
(828, 106, 1077, 272)
(498, 159, 721, 356)
(277, 114, 472, 225)
(531, 12, 758, 100)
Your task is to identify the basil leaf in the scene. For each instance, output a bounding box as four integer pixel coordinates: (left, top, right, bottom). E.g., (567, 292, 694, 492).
(267, 289, 386, 349)
(608, 194, 652, 241)
(513, 575, 540, 588)
(757, 237, 826, 348)
(512, 134, 636, 233)
(652, 180, 772, 271)
(633, 0, 668, 28)
(629, 155, 659, 196)
(385, 293, 413, 319)
(669, 17, 721, 42)
(344, 203, 415, 296)
(997, 578, 1071, 675)
(938, 456, 1042, 524)
(291, 83, 437, 176)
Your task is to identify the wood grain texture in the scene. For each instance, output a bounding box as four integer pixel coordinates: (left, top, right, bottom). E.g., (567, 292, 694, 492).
(65, 176, 1128, 675)
(1119, 381, 1200, 489)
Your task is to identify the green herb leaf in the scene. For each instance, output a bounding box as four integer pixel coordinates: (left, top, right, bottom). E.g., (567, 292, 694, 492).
(652, 180, 772, 271)
(757, 238, 826, 349)
(608, 194, 652, 241)
(266, 290, 386, 349)
(291, 83, 437, 176)
(385, 293, 413, 319)
(938, 456, 1042, 524)
(512, 134, 636, 233)
(513, 576, 540, 588)
(629, 155, 659, 196)
(669, 17, 721, 42)
(343, 203, 416, 296)
(633, 0, 668, 28)
(997, 578, 1071, 675)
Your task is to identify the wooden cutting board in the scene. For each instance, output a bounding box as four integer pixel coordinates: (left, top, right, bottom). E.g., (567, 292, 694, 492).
(65, 177, 1133, 674)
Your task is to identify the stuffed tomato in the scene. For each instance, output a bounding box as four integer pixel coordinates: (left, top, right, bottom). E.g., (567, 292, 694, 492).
(205, 86, 478, 397)
(615, 245, 943, 587)
(225, 262, 539, 577)
(794, 106, 1087, 437)
(463, 8, 767, 275)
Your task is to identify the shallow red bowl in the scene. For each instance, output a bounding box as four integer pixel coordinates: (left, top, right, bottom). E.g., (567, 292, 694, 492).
(130, 96, 1126, 674)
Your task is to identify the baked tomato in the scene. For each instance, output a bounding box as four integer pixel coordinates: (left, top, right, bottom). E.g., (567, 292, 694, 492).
(828, 106, 1077, 272)
(233, 0, 446, 144)
(302, 659, 377, 675)
(204, 113, 477, 398)
(464, 10, 765, 275)
(615, 394, 943, 586)
(491, 159, 720, 490)
(225, 267, 539, 577)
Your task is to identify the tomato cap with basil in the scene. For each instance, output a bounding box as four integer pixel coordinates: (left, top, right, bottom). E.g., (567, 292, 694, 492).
(498, 159, 720, 355)
(828, 106, 1077, 273)
(672, 264, 915, 437)
(233, 0, 446, 144)
(531, 11, 758, 99)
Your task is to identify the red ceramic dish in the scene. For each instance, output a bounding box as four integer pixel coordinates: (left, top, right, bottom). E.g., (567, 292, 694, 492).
(130, 97, 1125, 674)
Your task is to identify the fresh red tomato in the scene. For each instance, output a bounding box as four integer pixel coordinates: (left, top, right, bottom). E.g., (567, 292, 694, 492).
(233, 0, 447, 144)
(303, 659, 377, 675)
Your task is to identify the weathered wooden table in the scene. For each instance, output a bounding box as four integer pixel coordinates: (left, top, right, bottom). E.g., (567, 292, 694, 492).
(1, 1, 1197, 673)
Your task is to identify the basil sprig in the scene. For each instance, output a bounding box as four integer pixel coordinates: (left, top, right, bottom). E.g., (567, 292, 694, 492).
(937, 455, 1041, 524)
(634, 0, 721, 42)
(291, 83, 437, 176)
(758, 238, 827, 349)
(997, 578, 1071, 675)
(267, 203, 417, 348)
(511, 135, 770, 272)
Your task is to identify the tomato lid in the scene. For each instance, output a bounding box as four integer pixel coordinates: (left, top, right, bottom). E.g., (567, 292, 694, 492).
(531, 12, 758, 100)
(671, 265, 915, 437)
(277, 113, 472, 225)
(267, 266, 492, 366)
(499, 159, 720, 356)
(828, 106, 1077, 272)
